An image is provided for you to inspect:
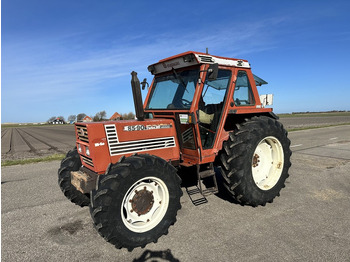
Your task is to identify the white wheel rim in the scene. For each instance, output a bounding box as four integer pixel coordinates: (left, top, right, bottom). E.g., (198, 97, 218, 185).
(252, 136, 284, 190)
(121, 176, 169, 233)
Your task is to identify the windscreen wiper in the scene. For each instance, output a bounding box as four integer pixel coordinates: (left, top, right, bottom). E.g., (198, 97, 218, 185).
(172, 68, 187, 91)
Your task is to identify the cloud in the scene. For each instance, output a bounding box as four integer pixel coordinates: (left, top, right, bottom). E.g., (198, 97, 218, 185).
(2, 15, 287, 122)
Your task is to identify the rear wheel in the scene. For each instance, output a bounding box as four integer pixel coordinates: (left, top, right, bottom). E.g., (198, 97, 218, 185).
(58, 148, 90, 207)
(220, 116, 291, 206)
(90, 154, 182, 251)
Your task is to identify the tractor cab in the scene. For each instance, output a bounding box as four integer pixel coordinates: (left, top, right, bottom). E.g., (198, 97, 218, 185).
(142, 51, 271, 166)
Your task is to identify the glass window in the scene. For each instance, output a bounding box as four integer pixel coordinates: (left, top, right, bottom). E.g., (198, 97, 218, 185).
(146, 68, 199, 110)
(198, 69, 231, 149)
(201, 70, 231, 106)
(234, 71, 255, 106)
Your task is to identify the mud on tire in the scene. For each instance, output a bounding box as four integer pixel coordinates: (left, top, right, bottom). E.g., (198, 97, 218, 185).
(220, 116, 292, 206)
(90, 154, 182, 251)
(58, 148, 90, 207)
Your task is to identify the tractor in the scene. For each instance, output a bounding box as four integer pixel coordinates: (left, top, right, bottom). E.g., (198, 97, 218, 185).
(58, 51, 291, 250)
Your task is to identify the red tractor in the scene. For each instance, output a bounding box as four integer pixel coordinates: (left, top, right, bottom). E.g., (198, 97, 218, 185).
(58, 51, 291, 250)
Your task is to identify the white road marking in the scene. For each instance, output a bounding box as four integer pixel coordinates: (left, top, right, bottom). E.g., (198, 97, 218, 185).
(330, 137, 338, 140)
(291, 144, 303, 148)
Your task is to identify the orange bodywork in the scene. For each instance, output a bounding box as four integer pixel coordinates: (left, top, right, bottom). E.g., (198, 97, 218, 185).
(75, 119, 180, 174)
(75, 51, 273, 174)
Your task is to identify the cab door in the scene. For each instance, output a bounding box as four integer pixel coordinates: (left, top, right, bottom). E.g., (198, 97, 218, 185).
(196, 68, 232, 150)
(188, 67, 232, 164)
(176, 67, 207, 166)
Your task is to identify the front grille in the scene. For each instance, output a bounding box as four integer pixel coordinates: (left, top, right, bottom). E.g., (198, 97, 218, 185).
(81, 155, 94, 167)
(76, 125, 89, 143)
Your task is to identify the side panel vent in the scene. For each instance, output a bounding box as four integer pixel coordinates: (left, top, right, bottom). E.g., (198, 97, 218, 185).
(104, 124, 119, 148)
(104, 124, 176, 156)
(109, 137, 176, 156)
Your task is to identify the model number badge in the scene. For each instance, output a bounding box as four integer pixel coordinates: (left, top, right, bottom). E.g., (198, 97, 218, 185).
(124, 125, 147, 131)
(123, 124, 172, 132)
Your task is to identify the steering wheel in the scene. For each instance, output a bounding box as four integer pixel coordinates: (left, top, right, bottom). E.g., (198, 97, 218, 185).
(181, 98, 191, 107)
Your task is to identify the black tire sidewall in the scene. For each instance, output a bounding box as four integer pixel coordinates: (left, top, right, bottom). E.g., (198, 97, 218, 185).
(90, 155, 182, 249)
(241, 119, 290, 201)
(221, 116, 291, 206)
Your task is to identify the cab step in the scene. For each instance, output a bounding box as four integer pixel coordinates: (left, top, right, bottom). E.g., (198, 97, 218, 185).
(197, 163, 219, 196)
(186, 186, 208, 206)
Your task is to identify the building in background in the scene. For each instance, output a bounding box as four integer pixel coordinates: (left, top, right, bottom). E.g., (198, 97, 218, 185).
(110, 112, 122, 121)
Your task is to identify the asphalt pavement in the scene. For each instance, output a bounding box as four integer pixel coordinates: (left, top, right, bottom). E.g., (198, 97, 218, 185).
(1, 125, 350, 261)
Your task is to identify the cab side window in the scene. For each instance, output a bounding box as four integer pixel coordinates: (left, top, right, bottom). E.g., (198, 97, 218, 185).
(234, 71, 255, 106)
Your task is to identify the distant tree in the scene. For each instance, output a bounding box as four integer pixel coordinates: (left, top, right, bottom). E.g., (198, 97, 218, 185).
(121, 112, 136, 120)
(68, 115, 76, 123)
(127, 112, 135, 120)
(77, 113, 87, 122)
(93, 111, 107, 121)
(48, 116, 56, 123)
(93, 115, 99, 122)
(121, 113, 128, 120)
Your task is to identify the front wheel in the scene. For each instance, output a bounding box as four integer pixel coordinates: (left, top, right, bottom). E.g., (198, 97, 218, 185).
(58, 148, 90, 207)
(220, 116, 291, 206)
(90, 154, 182, 251)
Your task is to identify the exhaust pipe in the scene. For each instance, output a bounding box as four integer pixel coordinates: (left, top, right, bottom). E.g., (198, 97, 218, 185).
(131, 71, 145, 121)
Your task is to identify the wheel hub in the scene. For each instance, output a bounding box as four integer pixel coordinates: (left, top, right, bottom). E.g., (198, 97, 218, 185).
(131, 188, 154, 216)
(121, 177, 170, 233)
(252, 153, 260, 167)
(251, 136, 284, 190)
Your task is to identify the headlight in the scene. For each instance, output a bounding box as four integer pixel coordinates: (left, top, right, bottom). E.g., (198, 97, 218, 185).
(78, 144, 82, 153)
(85, 146, 90, 156)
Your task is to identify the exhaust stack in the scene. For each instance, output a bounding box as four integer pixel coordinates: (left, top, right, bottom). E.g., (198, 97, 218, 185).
(131, 71, 145, 121)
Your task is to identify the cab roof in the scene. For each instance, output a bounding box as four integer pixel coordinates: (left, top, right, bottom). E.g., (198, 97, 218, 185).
(148, 51, 250, 75)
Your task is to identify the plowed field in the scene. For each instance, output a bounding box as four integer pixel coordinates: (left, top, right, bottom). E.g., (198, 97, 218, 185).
(2, 114, 350, 161)
(1, 125, 75, 161)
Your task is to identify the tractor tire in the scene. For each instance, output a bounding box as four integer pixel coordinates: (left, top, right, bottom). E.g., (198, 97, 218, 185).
(90, 154, 182, 251)
(220, 116, 291, 206)
(58, 148, 90, 207)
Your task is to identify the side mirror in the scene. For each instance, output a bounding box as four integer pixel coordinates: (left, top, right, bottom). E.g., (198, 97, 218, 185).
(141, 78, 149, 90)
(207, 63, 218, 80)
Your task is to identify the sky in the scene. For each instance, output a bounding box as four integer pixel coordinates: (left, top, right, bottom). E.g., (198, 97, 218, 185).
(2, 0, 350, 123)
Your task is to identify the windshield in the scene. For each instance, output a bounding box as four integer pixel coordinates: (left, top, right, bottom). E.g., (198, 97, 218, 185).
(146, 68, 199, 110)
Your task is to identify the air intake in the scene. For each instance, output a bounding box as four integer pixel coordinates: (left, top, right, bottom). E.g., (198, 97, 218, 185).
(198, 55, 214, 63)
